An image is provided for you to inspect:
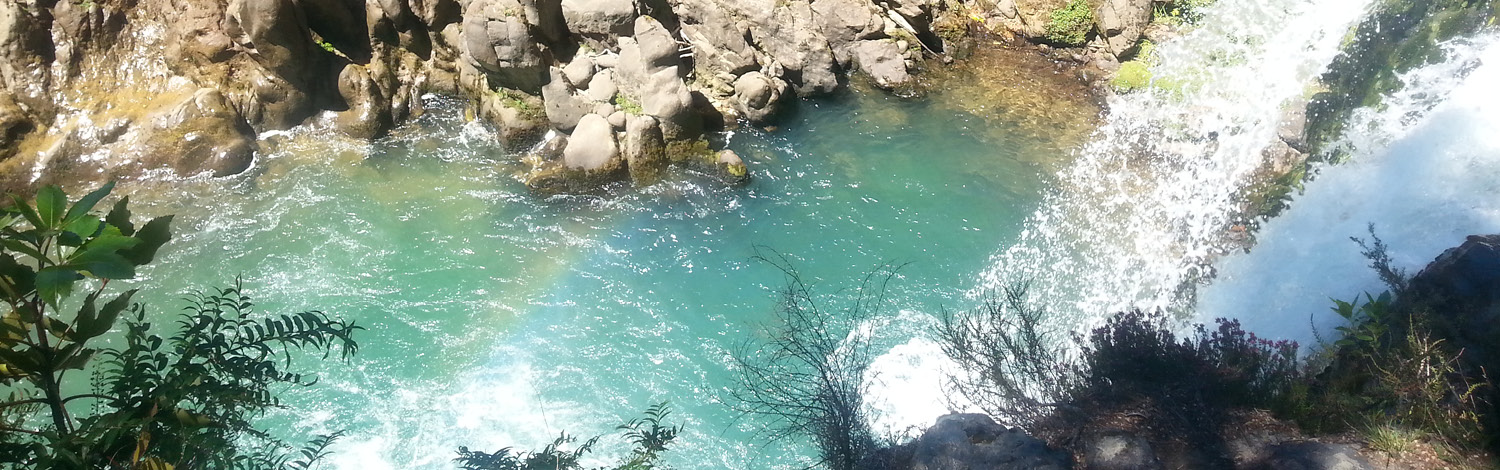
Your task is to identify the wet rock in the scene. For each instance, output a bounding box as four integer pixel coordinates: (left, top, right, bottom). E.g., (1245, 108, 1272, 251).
(140, 88, 258, 177)
(476, 90, 548, 150)
(715, 149, 750, 185)
(1083, 430, 1162, 470)
(910, 413, 1070, 470)
(623, 114, 667, 184)
(542, 67, 593, 131)
(561, 0, 635, 36)
(0, 92, 33, 154)
(1252, 442, 1370, 470)
(334, 64, 394, 140)
(854, 39, 911, 90)
(733, 71, 785, 123)
(563, 113, 619, 170)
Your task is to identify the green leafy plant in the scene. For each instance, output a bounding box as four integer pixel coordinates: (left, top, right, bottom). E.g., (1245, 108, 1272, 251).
(1044, 0, 1095, 47)
(613, 95, 643, 115)
(454, 403, 682, 470)
(0, 183, 361, 469)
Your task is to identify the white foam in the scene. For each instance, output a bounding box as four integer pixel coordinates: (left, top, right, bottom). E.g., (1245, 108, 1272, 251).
(1196, 34, 1500, 345)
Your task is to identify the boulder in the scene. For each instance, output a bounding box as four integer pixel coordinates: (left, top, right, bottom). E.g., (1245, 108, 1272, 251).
(754, 1, 842, 96)
(564, 54, 596, 87)
(229, 0, 316, 79)
(1252, 442, 1370, 470)
(1082, 430, 1162, 470)
(680, 20, 758, 79)
(633, 16, 680, 70)
(732, 71, 785, 123)
(1403, 235, 1500, 378)
(463, 0, 549, 93)
(853, 39, 910, 90)
(638, 66, 701, 139)
(521, 0, 570, 43)
(562, 113, 619, 170)
(910, 413, 1070, 470)
(560, 0, 635, 36)
(623, 114, 667, 184)
(0, 92, 32, 152)
(541, 67, 593, 131)
(811, 0, 885, 66)
(140, 88, 258, 177)
(475, 90, 548, 150)
(333, 64, 394, 140)
(1095, 0, 1152, 57)
(585, 69, 618, 102)
(716, 149, 750, 185)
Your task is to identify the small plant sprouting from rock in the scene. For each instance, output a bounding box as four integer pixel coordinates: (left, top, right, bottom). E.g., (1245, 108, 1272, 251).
(614, 95, 644, 115)
(453, 402, 683, 470)
(1044, 0, 1095, 47)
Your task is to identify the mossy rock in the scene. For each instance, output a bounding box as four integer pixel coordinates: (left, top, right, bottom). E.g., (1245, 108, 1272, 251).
(1112, 61, 1153, 93)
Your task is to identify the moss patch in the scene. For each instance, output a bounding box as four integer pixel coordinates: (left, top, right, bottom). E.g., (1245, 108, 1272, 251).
(1112, 61, 1153, 92)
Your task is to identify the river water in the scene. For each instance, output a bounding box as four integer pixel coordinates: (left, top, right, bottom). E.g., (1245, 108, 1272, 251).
(97, 0, 1500, 467)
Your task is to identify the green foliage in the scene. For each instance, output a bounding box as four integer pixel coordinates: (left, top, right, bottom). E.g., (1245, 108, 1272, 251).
(0, 183, 361, 469)
(315, 40, 338, 55)
(613, 95, 643, 115)
(1044, 0, 1095, 46)
(1111, 61, 1153, 93)
(1327, 291, 1394, 352)
(1152, 0, 1215, 26)
(454, 403, 681, 470)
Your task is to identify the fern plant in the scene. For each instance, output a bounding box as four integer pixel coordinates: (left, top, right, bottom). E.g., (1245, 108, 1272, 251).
(0, 183, 360, 469)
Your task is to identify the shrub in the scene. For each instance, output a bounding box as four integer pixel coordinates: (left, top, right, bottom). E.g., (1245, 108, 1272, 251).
(454, 402, 682, 470)
(728, 250, 895, 470)
(0, 183, 361, 469)
(1044, 0, 1095, 47)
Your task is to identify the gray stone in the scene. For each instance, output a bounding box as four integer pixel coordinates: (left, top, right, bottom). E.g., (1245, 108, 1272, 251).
(634, 16, 680, 70)
(564, 55, 596, 87)
(623, 114, 666, 184)
(1255, 442, 1370, 470)
(854, 39, 910, 90)
(910, 413, 1070, 470)
(585, 69, 618, 102)
(563, 113, 619, 170)
(733, 71, 784, 123)
(681, 21, 758, 78)
(1096, 0, 1153, 57)
(333, 64, 393, 140)
(541, 67, 593, 131)
(812, 0, 885, 66)
(0, 91, 31, 151)
(1082, 430, 1162, 470)
(639, 66, 701, 139)
(463, 1, 549, 93)
(607, 110, 627, 129)
(560, 0, 635, 36)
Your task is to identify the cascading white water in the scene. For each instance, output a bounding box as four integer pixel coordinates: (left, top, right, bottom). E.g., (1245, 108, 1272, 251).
(1196, 33, 1500, 344)
(969, 0, 1377, 323)
(864, 0, 1382, 435)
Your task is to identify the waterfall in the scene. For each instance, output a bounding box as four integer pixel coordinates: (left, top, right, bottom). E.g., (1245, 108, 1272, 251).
(1196, 33, 1500, 344)
(970, 0, 1377, 325)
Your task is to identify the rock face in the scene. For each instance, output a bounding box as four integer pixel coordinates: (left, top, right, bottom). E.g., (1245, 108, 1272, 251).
(563, 113, 620, 170)
(1082, 430, 1162, 470)
(0, 0, 1117, 194)
(909, 414, 1070, 470)
(1403, 235, 1500, 382)
(1252, 442, 1371, 470)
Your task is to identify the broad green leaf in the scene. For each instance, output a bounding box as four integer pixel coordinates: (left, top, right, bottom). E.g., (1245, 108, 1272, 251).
(105, 197, 134, 236)
(0, 253, 36, 298)
(74, 253, 135, 279)
(34, 186, 66, 230)
(62, 215, 103, 242)
(36, 267, 78, 308)
(62, 181, 114, 226)
(0, 239, 48, 263)
(9, 195, 43, 231)
(69, 233, 141, 264)
(0, 212, 22, 230)
(78, 289, 136, 340)
(73, 291, 100, 340)
(120, 215, 172, 265)
(45, 316, 71, 340)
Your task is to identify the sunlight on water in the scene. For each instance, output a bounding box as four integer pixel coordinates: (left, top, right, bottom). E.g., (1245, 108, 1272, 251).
(112, 90, 1063, 468)
(1197, 34, 1500, 344)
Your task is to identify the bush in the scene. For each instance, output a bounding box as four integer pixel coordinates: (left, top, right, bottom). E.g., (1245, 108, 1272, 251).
(454, 402, 682, 470)
(1044, 0, 1095, 47)
(728, 250, 895, 470)
(0, 183, 361, 469)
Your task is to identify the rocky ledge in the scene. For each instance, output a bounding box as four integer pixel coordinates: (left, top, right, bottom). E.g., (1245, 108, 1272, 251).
(0, 0, 1161, 194)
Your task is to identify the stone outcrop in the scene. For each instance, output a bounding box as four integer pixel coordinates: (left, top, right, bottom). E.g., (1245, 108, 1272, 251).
(906, 413, 1070, 470)
(0, 0, 1137, 194)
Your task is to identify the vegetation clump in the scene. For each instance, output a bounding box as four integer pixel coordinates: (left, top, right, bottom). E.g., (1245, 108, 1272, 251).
(0, 183, 362, 469)
(1111, 61, 1153, 93)
(454, 402, 683, 470)
(1044, 0, 1095, 47)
